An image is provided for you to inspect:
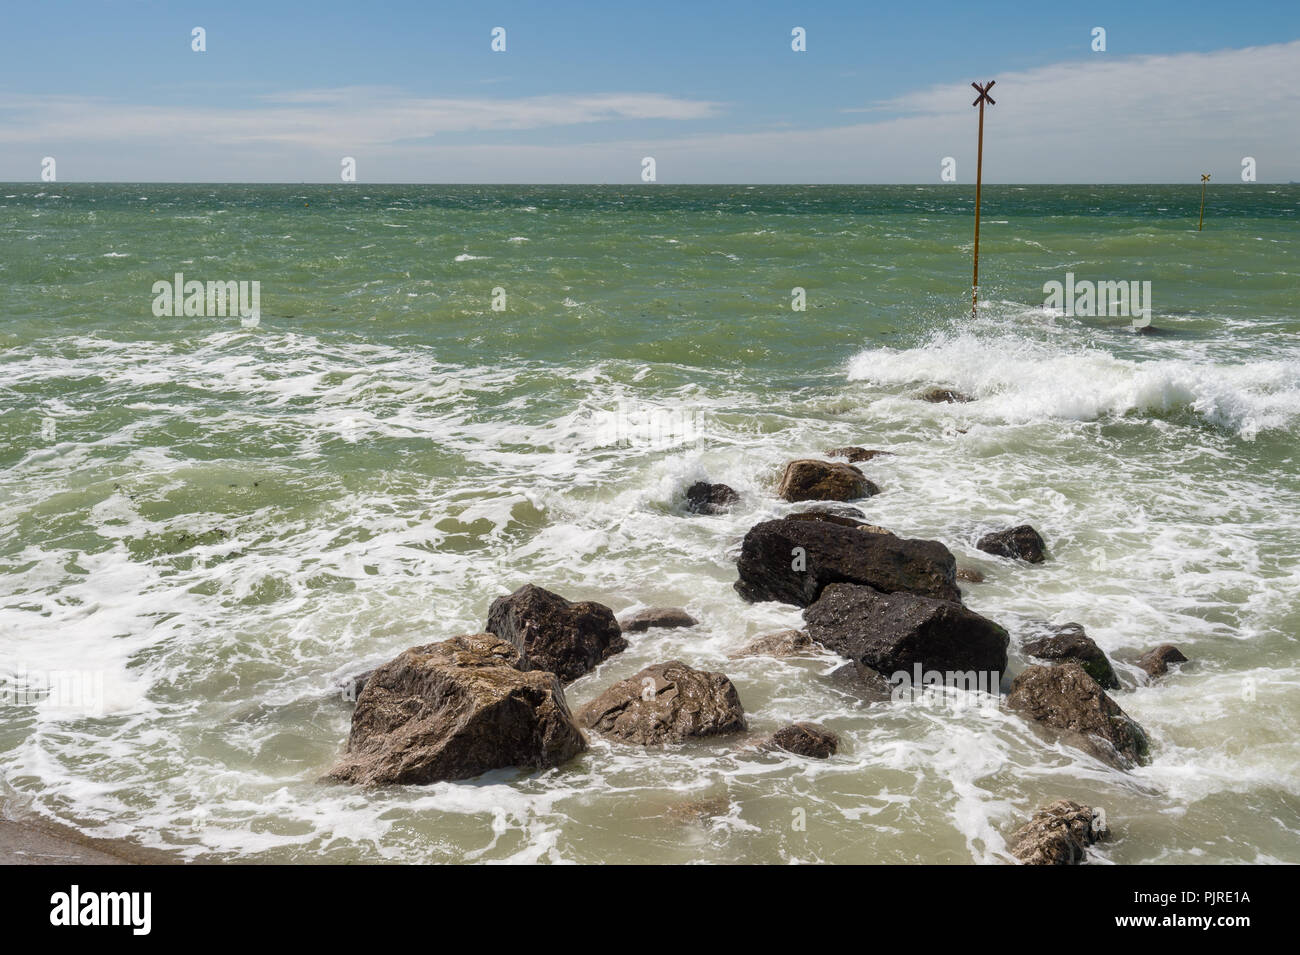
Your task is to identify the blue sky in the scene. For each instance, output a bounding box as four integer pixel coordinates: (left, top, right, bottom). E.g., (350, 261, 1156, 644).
(2, 0, 1298, 181)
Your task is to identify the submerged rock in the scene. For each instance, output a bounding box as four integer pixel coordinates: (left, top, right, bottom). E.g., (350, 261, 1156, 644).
(1009, 799, 1108, 865)
(1023, 622, 1120, 690)
(729, 629, 817, 659)
(956, 565, 986, 583)
(764, 722, 839, 758)
(825, 446, 892, 463)
(577, 661, 746, 745)
(826, 660, 895, 701)
(618, 607, 699, 633)
(685, 481, 740, 515)
(1007, 663, 1150, 769)
(326, 634, 586, 786)
(1137, 644, 1188, 679)
(976, 525, 1047, 563)
(734, 517, 960, 607)
(918, 387, 974, 404)
(776, 459, 878, 502)
(805, 583, 1009, 677)
(486, 583, 627, 683)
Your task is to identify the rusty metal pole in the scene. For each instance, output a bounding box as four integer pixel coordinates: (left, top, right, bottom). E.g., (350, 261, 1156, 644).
(1198, 173, 1210, 231)
(971, 81, 995, 317)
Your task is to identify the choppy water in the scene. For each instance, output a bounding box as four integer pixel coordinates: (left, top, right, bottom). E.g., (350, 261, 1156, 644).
(1, 184, 1298, 863)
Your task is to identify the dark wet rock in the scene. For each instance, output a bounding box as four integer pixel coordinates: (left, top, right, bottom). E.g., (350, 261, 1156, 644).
(827, 660, 895, 700)
(1007, 663, 1150, 769)
(1023, 622, 1119, 690)
(326, 634, 586, 786)
(577, 661, 746, 745)
(976, 525, 1047, 563)
(486, 584, 627, 683)
(956, 565, 986, 583)
(786, 510, 895, 535)
(805, 583, 1009, 677)
(919, 387, 974, 404)
(1137, 643, 1188, 678)
(764, 722, 839, 758)
(776, 459, 878, 502)
(791, 502, 867, 520)
(735, 517, 960, 607)
(618, 607, 699, 633)
(1009, 799, 1108, 865)
(685, 481, 740, 515)
(730, 629, 817, 659)
(825, 446, 892, 463)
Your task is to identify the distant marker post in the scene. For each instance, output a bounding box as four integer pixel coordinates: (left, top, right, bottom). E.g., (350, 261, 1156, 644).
(970, 80, 996, 316)
(1198, 173, 1210, 231)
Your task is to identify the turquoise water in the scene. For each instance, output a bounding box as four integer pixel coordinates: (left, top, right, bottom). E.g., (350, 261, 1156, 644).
(1, 184, 1298, 862)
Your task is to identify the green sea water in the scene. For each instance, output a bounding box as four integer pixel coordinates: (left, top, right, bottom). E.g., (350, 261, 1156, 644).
(1, 184, 1298, 863)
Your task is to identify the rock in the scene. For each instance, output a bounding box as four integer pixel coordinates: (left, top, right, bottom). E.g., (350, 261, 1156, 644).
(1023, 623, 1119, 690)
(1137, 644, 1188, 679)
(764, 722, 839, 758)
(486, 584, 627, 682)
(734, 517, 961, 607)
(776, 459, 879, 503)
(827, 661, 895, 700)
(1009, 799, 1107, 865)
(577, 661, 746, 745)
(1007, 663, 1150, 768)
(956, 566, 985, 583)
(786, 510, 895, 535)
(791, 503, 867, 521)
(336, 669, 374, 703)
(729, 629, 817, 659)
(919, 387, 973, 403)
(326, 634, 586, 786)
(805, 583, 1009, 677)
(685, 481, 740, 515)
(976, 525, 1047, 563)
(618, 607, 699, 633)
(825, 446, 892, 463)
(662, 794, 731, 825)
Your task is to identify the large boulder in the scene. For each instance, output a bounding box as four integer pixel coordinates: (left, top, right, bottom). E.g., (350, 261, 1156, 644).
(977, 525, 1047, 563)
(1007, 663, 1150, 769)
(777, 459, 878, 502)
(734, 517, 961, 607)
(729, 629, 817, 659)
(1137, 644, 1188, 679)
(618, 607, 699, 633)
(486, 584, 627, 682)
(1022, 622, 1119, 690)
(1009, 799, 1108, 865)
(577, 661, 746, 744)
(685, 481, 740, 515)
(805, 583, 1008, 678)
(326, 634, 586, 786)
(763, 722, 839, 758)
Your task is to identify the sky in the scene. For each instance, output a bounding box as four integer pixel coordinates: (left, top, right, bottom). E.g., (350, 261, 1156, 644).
(1, 0, 1298, 183)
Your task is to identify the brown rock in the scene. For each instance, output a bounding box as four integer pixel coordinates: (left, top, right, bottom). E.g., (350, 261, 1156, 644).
(764, 722, 839, 758)
(825, 446, 892, 463)
(1023, 622, 1119, 690)
(618, 607, 699, 633)
(1007, 663, 1150, 768)
(730, 629, 817, 659)
(1009, 799, 1108, 865)
(956, 566, 985, 583)
(777, 459, 879, 502)
(326, 634, 586, 786)
(734, 517, 961, 607)
(976, 525, 1047, 563)
(486, 584, 626, 682)
(577, 661, 746, 745)
(919, 387, 974, 403)
(1137, 644, 1188, 679)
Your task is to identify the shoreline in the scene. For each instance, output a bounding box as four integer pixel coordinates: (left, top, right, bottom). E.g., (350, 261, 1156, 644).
(0, 814, 181, 866)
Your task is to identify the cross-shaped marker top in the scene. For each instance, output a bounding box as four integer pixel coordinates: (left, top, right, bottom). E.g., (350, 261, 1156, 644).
(1201, 174, 1211, 182)
(972, 81, 996, 107)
